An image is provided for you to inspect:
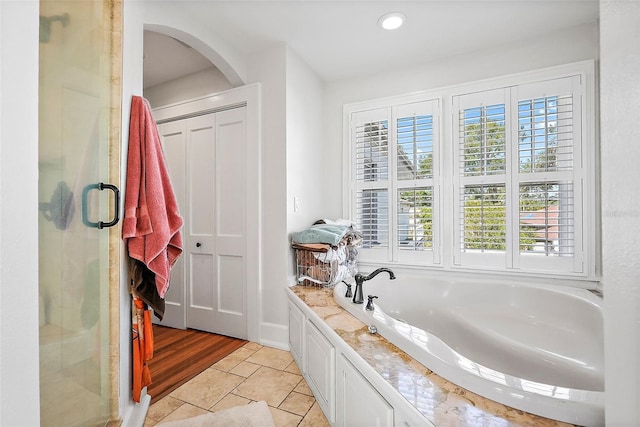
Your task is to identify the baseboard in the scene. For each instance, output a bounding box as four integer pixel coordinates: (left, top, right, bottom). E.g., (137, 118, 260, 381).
(120, 392, 151, 427)
(259, 321, 289, 350)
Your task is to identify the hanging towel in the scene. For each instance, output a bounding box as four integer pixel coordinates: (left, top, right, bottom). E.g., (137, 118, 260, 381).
(130, 258, 165, 321)
(123, 96, 183, 298)
(132, 297, 153, 403)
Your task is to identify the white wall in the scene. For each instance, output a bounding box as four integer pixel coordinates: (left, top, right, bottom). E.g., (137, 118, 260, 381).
(600, 2, 640, 425)
(143, 2, 246, 87)
(120, 1, 149, 425)
(245, 44, 290, 347)
(144, 66, 233, 108)
(323, 22, 599, 217)
(285, 48, 326, 284)
(0, 1, 41, 426)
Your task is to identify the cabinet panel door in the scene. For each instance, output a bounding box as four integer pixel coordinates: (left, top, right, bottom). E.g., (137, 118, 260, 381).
(288, 302, 305, 371)
(338, 354, 393, 427)
(305, 320, 335, 422)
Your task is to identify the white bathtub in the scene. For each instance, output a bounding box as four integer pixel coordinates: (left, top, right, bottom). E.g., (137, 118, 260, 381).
(333, 276, 604, 427)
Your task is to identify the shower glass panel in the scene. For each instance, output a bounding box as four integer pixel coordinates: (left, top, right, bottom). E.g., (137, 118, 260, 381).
(38, 1, 119, 426)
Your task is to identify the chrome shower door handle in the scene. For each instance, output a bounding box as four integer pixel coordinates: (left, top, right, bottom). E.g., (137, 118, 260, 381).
(82, 182, 120, 229)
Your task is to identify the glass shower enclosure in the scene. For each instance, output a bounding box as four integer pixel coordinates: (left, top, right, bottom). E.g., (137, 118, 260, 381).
(38, 1, 121, 425)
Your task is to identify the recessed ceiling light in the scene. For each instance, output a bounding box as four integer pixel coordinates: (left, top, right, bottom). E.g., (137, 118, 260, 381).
(378, 12, 405, 30)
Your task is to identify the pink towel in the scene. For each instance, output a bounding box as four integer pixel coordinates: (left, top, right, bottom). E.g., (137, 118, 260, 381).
(123, 96, 183, 298)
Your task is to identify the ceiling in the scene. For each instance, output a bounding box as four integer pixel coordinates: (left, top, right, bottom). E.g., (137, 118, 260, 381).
(143, 0, 599, 87)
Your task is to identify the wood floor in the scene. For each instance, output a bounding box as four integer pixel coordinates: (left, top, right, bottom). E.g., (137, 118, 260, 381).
(147, 325, 247, 404)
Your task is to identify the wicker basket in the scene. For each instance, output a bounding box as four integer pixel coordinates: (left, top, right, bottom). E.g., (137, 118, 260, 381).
(292, 243, 341, 288)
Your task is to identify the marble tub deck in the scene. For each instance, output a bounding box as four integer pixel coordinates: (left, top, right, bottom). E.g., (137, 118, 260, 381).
(290, 285, 576, 427)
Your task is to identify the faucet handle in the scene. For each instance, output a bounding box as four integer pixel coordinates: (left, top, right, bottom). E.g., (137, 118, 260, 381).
(366, 295, 378, 311)
(343, 282, 352, 298)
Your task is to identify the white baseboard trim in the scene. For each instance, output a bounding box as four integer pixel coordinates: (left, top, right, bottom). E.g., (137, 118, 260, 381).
(259, 321, 289, 350)
(121, 392, 151, 427)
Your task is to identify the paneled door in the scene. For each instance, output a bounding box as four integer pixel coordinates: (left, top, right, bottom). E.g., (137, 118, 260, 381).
(158, 106, 247, 339)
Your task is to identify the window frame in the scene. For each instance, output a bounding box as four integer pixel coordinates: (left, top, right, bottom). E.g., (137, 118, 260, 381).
(343, 60, 598, 280)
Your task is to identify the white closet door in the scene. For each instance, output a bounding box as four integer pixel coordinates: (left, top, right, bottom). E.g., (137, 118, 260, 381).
(184, 113, 218, 333)
(157, 107, 247, 339)
(208, 107, 247, 339)
(157, 120, 187, 329)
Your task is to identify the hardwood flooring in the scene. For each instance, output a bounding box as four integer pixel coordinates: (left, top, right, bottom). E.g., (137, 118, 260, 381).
(147, 325, 247, 404)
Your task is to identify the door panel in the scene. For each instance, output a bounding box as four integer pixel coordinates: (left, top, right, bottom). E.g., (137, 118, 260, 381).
(218, 255, 244, 316)
(185, 114, 217, 332)
(211, 108, 247, 338)
(157, 121, 187, 329)
(216, 111, 245, 236)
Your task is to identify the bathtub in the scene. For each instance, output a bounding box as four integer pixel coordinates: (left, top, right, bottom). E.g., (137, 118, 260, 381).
(333, 276, 604, 427)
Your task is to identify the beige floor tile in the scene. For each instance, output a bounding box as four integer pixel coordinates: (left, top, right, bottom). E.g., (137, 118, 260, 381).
(146, 395, 184, 421)
(211, 354, 246, 372)
(243, 341, 263, 351)
(229, 360, 261, 377)
(143, 417, 158, 427)
(284, 360, 301, 375)
(268, 406, 303, 427)
(210, 393, 252, 412)
(156, 402, 208, 423)
(231, 346, 259, 359)
(233, 366, 302, 407)
(298, 402, 330, 427)
(246, 346, 294, 370)
(170, 368, 245, 409)
(278, 391, 315, 416)
(293, 379, 313, 396)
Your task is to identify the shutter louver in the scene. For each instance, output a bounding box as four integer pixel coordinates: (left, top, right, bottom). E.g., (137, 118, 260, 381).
(356, 189, 389, 249)
(355, 120, 388, 182)
(461, 185, 507, 252)
(519, 182, 574, 256)
(518, 95, 573, 173)
(397, 187, 433, 251)
(460, 105, 506, 176)
(397, 115, 433, 180)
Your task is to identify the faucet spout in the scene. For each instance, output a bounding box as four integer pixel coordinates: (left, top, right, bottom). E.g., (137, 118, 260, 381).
(352, 268, 395, 304)
(363, 268, 396, 281)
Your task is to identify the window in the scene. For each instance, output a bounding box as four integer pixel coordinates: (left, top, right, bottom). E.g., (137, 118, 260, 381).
(453, 76, 584, 273)
(347, 63, 594, 277)
(351, 101, 440, 264)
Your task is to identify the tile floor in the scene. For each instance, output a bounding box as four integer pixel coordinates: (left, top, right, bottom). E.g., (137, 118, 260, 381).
(144, 342, 330, 426)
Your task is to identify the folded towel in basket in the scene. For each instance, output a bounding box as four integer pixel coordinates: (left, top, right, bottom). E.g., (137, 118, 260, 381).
(291, 223, 350, 246)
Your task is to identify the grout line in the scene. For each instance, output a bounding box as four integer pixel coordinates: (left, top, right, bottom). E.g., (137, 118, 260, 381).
(148, 346, 325, 426)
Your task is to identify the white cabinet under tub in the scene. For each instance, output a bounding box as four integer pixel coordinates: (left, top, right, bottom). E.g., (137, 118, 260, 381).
(337, 354, 394, 427)
(286, 287, 432, 427)
(305, 320, 336, 423)
(288, 301, 305, 369)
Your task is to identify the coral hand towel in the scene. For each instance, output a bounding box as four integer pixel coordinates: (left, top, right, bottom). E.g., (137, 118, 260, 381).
(123, 96, 183, 298)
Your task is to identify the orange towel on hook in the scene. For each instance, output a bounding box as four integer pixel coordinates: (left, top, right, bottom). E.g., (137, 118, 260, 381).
(123, 95, 183, 298)
(132, 297, 153, 403)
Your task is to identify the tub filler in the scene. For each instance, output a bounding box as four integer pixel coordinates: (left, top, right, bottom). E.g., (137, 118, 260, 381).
(333, 277, 604, 427)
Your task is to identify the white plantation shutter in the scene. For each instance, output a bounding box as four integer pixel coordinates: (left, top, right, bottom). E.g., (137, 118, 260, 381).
(397, 187, 433, 251)
(453, 89, 509, 268)
(351, 100, 440, 264)
(353, 109, 390, 254)
(519, 182, 574, 256)
(515, 77, 582, 272)
(460, 104, 507, 177)
(461, 184, 507, 252)
(453, 75, 584, 273)
(347, 63, 592, 277)
(397, 114, 433, 180)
